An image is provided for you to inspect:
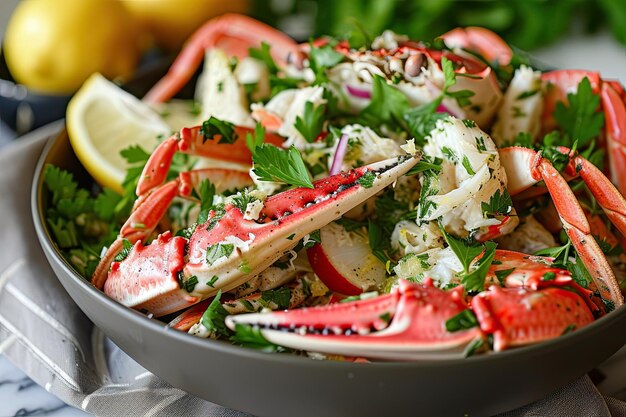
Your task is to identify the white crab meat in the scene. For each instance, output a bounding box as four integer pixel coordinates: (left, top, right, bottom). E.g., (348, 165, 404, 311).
(391, 220, 444, 258)
(338, 124, 404, 170)
(251, 86, 326, 148)
(195, 49, 255, 127)
(491, 65, 543, 145)
(496, 215, 557, 254)
(419, 116, 518, 237)
(393, 247, 462, 288)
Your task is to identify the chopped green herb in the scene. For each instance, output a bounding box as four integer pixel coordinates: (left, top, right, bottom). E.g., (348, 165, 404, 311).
(184, 275, 199, 292)
(230, 323, 289, 352)
(114, 239, 133, 262)
(494, 268, 515, 286)
(463, 337, 485, 358)
(481, 189, 512, 218)
(252, 144, 314, 189)
(542, 271, 556, 281)
(200, 117, 238, 144)
(461, 155, 476, 175)
(362, 75, 410, 130)
(207, 275, 219, 287)
(516, 89, 539, 100)
(261, 287, 292, 310)
(553, 77, 604, 148)
(462, 241, 497, 293)
(248, 42, 278, 73)
(445, 310, 478, 332)
(561, 324, 577, 335)
(440, 227, 484, 275)
(294, 101, 326, 143)
(357, 171, 376, 188)
(206, 243, 235, 265)
(197, 179, 216, 224)
(246, 123, 266, 154)
(201, 290, 231, 338)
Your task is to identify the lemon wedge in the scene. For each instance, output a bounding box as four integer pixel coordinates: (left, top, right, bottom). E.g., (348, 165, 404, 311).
(67, 73, 171, 193)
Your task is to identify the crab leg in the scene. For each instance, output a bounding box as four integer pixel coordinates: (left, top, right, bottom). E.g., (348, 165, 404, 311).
(227, 279, 482, 360)
(227, 271, 594, 359)
(137, 127, 283, 195)
(440, 27, 513, 66)
(144, 14, 299, 104)
(104, 155, 420, 316)
(499, 146, 625, 307)
(92, 180, 182, 289)
(601, 82, 626, 197)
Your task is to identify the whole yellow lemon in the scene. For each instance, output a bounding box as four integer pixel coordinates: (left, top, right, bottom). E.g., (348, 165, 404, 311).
(3, 0, 142, 94)
(121, 0, 249, 52)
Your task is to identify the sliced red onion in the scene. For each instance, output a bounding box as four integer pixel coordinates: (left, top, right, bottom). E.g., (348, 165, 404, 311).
(346, 84, 371, 99)
(436, 103, 461, 118)
(329, 134, 349, 175)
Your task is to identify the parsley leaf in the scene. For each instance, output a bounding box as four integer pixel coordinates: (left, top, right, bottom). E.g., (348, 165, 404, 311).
(260, 287, 292, 310)
(245, 123, 265, 154)
(481, 189, 513, 218)
(252, 144, 314, 189)
(362, 75, 410, 130)
(114, 239, 133, 262)
(357, 171, 376, 188)
(553, 77, 604, 148)
(206, 243, 235, 265)
(462, 241, 497, 293)
(200, 117, 238, 144)
(119, 145, 151, 164)
(197, 179, 216, 225)
(440, 227, 484, 274)
(294, 101, 326, 143)
(309, 44, 344, 83)
(404, 99, 447, 146)
(230, 323, 289, 352)
(201, 290, 231, 338)
(445, 310, 478, 332)
(441, 56, 475, 107)
(405, 156, 443, 176)
(248, 42, 278, 74)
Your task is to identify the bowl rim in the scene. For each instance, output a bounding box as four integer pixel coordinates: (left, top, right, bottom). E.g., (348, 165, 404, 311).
(31, 124, 626, 371)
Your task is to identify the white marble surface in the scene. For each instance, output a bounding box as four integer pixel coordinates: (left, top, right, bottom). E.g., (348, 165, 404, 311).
(0, 356, 87, 416)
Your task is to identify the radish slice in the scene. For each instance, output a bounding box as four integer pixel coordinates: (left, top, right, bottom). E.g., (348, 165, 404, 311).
(307, 222, 387, 295)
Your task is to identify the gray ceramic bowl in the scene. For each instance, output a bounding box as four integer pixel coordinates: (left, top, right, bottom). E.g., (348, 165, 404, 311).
(32, 127, 626, 417)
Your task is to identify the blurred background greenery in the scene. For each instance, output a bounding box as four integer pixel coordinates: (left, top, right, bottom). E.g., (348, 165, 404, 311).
(253, 0, 626, 50)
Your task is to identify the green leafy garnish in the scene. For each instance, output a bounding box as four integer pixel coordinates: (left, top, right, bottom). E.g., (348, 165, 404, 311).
(481, 189, 513, 218)
(246, 123, 265, 154)
(201, 290, 231, 338)
(230, 323, 289, 352)
(206, 243, 235, 265)
(200, 117, 238, 144)
(294, 101, 326, 143)
(114, 239, 133, 262)
(197, 179, 216, 225)
(309, 43, 345, 83)
(248, 42, 278, 74)
(553, 77, 604, 148)
(494, 268, 515, 285)
(184, 275, 199, 292)
(252, 144, 314, 188)
(445, 310, 478, 332)
(462, 241, 497, 293)
(260, 287, 292, 310)
(357, 171, 376, 188)
(362, 75, 410, 130)
(440, 228, 484, 275)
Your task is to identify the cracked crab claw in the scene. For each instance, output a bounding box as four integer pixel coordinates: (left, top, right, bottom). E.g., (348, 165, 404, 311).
(104, 155, 419, 316)
(225, 279, 483, 361)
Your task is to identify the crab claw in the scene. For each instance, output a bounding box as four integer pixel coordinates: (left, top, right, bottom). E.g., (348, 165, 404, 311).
(472, 286, 594, 351)
(105, 155, 419, 316)
(226, 279, 482, 361)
